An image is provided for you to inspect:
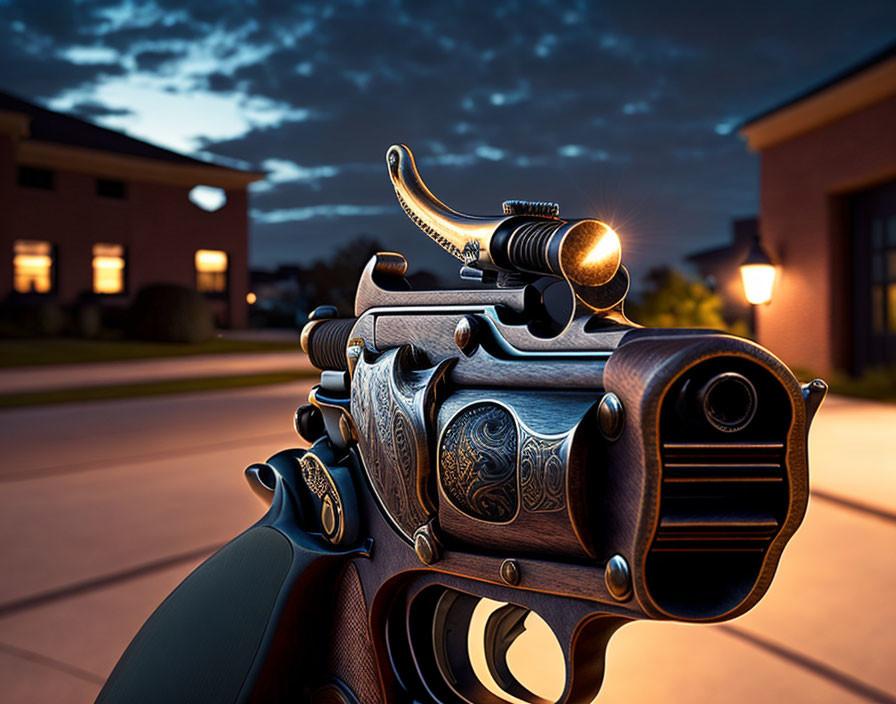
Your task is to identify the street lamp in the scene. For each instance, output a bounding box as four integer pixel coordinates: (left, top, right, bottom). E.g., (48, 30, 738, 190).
(740, 235, 776, 305)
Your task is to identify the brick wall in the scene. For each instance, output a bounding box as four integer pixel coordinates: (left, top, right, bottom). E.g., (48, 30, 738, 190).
(0, 153, 249, 328)
(756, 94, 896, 373)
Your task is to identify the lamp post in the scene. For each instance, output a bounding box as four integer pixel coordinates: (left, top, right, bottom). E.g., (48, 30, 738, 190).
(740, 234, 776, 306)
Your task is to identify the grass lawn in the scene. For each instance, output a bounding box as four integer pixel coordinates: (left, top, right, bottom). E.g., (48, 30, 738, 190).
(0, 371, 317, 408)
(0, 337, 298, 368)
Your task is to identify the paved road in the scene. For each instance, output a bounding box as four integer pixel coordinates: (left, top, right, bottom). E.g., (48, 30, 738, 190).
(0, 387, 893, 703)
(0, 351, 312, 394)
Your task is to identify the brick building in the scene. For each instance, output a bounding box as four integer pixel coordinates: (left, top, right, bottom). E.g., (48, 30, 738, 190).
(739, 43, 896, 375)
(0, 92, 262, 329)
(687, 217, 758, 325)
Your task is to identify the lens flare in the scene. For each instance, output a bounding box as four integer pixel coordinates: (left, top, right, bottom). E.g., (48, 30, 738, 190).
(561, 220, 622, 287)
(582, 227, 621, 267)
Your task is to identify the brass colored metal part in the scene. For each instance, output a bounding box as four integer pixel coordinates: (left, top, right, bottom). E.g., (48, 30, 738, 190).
(413, 524, 442, 565)
(387, 144, 507, 268)
(299, 450, 346, 545)
(321, 495, 337, 537)
(500, 559, 521, 586)
(597, 393, 625, 441)
(346, 338, 364, 377)
(299, 320, 318, 354)
(605, 554, 631, 601)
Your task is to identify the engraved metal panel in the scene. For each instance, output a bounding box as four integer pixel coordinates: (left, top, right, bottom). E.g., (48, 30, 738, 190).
(350, 346, 450, 540)
(519, 434, 567, 513)
(438, 403, 518, 522)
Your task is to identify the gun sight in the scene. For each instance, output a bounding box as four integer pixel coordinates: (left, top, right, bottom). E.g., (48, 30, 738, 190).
(387, 144, 628, 314)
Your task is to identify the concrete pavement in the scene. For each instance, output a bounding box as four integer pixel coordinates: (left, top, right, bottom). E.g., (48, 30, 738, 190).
(0, 387, 893, 703)
(0, 350, 312, 394)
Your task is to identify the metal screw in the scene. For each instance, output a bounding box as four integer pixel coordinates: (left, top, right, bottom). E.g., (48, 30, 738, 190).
(598, 393, 625, 441)
(413, 525, 441, 565)
(454, 315, 479, 355)
(605, 554, 631, 601)
(500, 559, 520, 586)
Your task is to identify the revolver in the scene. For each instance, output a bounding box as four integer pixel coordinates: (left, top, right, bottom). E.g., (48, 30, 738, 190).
(97, 145, 826, 704)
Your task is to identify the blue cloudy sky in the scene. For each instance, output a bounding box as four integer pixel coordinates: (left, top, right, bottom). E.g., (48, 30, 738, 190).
(1, 0, 895, 281)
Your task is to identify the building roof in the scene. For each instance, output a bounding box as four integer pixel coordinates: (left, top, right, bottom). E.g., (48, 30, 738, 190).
(0, 90, 263, 188)
(686, 218, 758, 266)
(739, 40, 896, 150)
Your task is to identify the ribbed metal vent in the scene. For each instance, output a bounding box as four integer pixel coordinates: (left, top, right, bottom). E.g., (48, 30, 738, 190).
(653, 442, 786, 553)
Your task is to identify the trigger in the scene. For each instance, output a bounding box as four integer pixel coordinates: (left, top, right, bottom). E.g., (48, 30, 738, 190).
(483, 605, 552, 704)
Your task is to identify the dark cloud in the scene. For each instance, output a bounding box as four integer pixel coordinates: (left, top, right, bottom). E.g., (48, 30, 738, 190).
(133, 49, 181, 71)
(68, 101, 133, 119)
(1, 0, 895, 282)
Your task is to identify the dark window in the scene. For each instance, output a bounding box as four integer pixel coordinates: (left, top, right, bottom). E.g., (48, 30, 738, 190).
(18, 166, 54, 190)
(852, 179, 896, 372)
(97, 178, 127, 199)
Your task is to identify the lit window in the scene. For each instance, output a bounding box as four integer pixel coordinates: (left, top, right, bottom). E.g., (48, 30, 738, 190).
(195, 249, 228, 292)
(93, 243, 126, 294)
(13, 240, 54, 294)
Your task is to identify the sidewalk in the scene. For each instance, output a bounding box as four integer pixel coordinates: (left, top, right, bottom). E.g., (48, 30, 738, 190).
(0, 351, 313, 395)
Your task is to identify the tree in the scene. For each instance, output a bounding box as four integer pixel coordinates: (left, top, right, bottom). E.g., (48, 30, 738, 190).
(627, 267, 750, 337)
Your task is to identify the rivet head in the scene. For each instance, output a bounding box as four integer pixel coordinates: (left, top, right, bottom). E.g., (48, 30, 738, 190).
(605, 554, 631, 601)
(500, 559, 520, 586)
(598, 393, 625, 441)
(320, 495, 337, 537)
(413, 526, 441, 565)
(454, 315, 479, 355)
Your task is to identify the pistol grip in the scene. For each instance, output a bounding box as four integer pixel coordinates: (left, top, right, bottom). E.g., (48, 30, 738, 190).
(96, 451, 369, 704)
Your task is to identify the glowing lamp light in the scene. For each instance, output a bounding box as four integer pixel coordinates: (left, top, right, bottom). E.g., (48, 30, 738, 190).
(740, 236, 776, 306)
(246, 292, 257, 305)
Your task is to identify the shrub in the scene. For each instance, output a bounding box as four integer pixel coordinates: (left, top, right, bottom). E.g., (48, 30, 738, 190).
(13, 301, 67, 337)
(627, 267, 750, 337)
(74, 303, 103, 339)
(126, 284, 215, 343)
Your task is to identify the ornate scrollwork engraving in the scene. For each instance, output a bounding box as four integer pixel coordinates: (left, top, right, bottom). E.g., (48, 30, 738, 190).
(350, 346, 451, 540)
(439, 403, 518, 522)
(300, 454, 330, 499)
(519, 434, 566, 513)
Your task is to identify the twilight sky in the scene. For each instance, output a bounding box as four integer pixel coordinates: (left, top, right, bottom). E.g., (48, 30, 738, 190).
(1, 1, 895, 282)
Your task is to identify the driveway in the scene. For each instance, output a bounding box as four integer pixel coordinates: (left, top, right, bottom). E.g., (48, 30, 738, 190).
(0, 390, 893, 703)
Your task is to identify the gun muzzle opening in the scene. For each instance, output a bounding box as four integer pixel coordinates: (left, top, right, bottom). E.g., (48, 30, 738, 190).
(697, 372, 758, 433)
(559, 220, 621, 287)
